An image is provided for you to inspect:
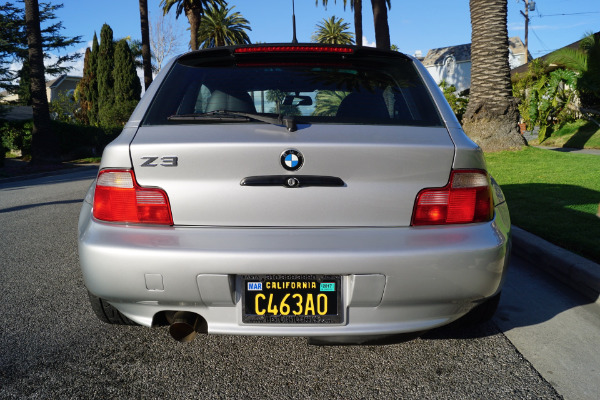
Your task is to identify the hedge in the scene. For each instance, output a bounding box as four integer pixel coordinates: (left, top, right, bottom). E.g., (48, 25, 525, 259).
(0, 119, 122, 161)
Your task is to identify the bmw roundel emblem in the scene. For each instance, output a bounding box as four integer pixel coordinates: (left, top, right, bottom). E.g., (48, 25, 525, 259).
(281, 149, 304, 171)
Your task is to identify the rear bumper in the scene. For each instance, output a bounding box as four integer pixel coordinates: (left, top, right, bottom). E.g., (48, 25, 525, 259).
(78, 202, 510, 336)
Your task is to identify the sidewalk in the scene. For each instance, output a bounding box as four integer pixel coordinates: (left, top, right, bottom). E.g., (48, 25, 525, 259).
(523, 129, 600, 155)
(533, 146, 600, 156)
(512, 226, 600, 303)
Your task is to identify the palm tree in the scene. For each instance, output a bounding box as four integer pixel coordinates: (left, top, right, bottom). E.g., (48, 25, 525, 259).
(316, 0, 363, 47)
(160, 0, 225, 51)
(370, 0, 390, 50)
(197, 4, 251, 48)
(24, 0, 59, 164)
(316, 1, 391, 49)
(546, 32, 600, 109)
(312, 90, 348, 116)
(139, 0, 152, 89)
(462, 0, 526, 151)
(312, 16, 354, 45)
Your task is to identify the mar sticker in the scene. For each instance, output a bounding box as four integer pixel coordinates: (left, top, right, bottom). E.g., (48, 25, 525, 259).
(320, 282, 335, 292)
(247, 282, 263, 291)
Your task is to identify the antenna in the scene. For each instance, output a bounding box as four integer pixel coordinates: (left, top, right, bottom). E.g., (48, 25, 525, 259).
(292, 0, 298, 43)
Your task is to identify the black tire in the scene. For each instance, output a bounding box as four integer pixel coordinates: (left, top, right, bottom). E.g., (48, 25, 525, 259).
(460, 292, 501, 326)
(87, 291, 138, 325)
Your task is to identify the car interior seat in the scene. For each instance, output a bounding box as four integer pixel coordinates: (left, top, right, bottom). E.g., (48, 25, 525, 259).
(336, 91, 390, 120)
(206, 90, 257, 114)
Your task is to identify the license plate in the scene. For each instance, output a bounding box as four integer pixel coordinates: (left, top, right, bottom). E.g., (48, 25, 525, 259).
(242, 275, 342, 324)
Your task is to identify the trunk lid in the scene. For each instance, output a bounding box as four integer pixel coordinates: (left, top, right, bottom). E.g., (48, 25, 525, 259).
(130, 123, 455, 227)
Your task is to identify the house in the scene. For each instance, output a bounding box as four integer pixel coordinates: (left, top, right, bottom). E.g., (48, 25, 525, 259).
(46, 74, 81, 102)
(0, 90, 19, 103)
(422, 37, 531, 93)
(1, 74, 82, 105)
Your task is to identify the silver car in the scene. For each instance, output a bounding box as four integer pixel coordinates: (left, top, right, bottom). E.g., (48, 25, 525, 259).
(78, 44, 511, 344)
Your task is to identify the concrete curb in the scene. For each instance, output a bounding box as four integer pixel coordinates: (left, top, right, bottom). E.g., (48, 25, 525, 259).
(512, 226, 600, 302)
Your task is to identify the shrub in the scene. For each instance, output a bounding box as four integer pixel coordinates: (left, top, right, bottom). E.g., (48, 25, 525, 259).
(52, 121, 121, 159)
(439, 81, 469, 122)
(0, 142, 6, 167)
(0, 119, 120, 160)
(0, 120, 33, 155)
(49, 92, 78, 123)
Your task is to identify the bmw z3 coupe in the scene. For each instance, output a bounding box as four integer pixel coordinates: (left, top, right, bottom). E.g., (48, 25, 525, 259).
(78, 44, 511, 343)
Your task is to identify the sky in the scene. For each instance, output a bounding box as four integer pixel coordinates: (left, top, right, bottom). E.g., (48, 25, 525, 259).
(24, 0, 600, 78)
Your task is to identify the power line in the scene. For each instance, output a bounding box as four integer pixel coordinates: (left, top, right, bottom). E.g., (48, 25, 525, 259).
(539, 11, 600, 17)
(530, 27, 550, 52)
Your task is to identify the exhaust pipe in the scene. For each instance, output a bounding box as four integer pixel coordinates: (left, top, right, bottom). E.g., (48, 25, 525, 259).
(169, 311, 206, 343)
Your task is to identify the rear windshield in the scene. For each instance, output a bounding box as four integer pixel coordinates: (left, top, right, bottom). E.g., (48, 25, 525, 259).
(142, 54, 443, 127)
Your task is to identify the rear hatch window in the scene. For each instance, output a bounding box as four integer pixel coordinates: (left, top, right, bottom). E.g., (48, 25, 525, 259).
(142, 46, 443, 128)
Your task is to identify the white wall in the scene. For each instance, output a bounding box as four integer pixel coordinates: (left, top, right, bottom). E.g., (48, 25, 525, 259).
(425, 61, 471, 94)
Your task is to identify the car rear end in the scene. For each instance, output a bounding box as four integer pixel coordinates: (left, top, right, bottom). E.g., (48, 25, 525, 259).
(78, 44, 511, 342)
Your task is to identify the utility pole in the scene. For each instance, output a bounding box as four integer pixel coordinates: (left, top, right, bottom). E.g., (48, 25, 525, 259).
(520, 0, 535, 63)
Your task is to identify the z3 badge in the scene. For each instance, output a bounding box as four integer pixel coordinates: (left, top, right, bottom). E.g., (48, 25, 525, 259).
(140, 156, 178, 167)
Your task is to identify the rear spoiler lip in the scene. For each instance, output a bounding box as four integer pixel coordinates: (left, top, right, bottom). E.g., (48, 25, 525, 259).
(176, 43, 411, 67)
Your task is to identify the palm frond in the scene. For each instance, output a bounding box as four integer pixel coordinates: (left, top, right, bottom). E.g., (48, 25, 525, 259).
(546, 48, 587, 72)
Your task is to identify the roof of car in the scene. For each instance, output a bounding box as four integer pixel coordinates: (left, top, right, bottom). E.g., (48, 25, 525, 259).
(176, 43, 411, 65)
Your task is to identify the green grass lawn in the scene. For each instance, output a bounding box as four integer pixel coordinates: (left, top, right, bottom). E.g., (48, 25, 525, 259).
(532, 120, 600, 149)
(485, 147, 600, 263)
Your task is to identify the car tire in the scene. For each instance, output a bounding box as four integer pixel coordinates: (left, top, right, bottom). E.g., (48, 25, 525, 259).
(460, 292, 501, 326)
(87, 291, 138, 325)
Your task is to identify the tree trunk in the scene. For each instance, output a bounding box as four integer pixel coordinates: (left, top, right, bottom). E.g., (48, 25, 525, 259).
(24, 0, 59, 164)
(370, 0, 390, 50)
(354, 0, 362, 47)
(139, 0, 153, 90)
(463, 0, 526, 151)
(185, 6, 200, 51)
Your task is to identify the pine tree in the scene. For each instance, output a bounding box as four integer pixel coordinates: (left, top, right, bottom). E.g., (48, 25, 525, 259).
(0, 2, 82, 101)
(25, 0, 60, 164)
(112, 39, 141, 124)
(74, 48, 92, 124)
(87, 32, 100, 125)
(17, 60, 31, 105)
(113, 40, 142, 103)
(97, 24, 115, 126)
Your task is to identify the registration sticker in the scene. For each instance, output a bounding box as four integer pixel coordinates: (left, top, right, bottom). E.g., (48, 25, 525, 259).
(247, 282, 263, 291)
(242, 275, 342, 324)
(320, 282, 335, 292)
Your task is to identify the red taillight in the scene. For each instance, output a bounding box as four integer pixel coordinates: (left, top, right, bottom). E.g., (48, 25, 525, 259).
(93, 170, 173, 225)
(234, 45, 353, 54)
(412, 170, 493, 226)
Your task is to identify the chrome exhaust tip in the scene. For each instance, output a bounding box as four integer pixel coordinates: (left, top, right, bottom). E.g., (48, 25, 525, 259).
(168, 311, 205, 342)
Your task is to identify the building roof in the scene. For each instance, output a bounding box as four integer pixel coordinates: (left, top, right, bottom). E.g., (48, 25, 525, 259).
(509, 37, 528, 58)
(511, 31, 600, 77)
(46, 75, 82, 89)
(422, 44, 471, 67)
(423, 37, 528, 67)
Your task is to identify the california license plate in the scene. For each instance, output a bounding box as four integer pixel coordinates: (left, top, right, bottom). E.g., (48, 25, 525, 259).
(242, 275, 342, 324)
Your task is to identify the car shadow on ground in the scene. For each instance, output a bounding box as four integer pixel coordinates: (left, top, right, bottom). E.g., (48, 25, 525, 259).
(336, 255, 596, 346)
(501, 182, 600, 265)
(0, 199, 84, 214)
(424, 256, 596, 342)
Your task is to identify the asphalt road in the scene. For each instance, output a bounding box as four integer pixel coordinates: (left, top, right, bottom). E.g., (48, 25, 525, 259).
(0, 169, 565, 399)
